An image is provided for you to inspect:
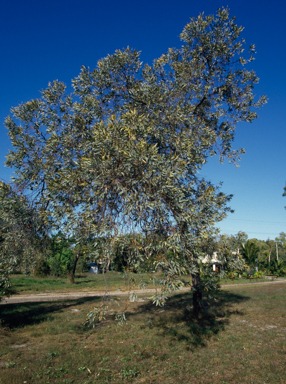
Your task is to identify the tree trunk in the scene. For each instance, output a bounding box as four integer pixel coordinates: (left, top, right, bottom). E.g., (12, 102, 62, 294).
(191, 272, 203, 318)
(165, 206, 204, 317)
(70, 244, 82, 283)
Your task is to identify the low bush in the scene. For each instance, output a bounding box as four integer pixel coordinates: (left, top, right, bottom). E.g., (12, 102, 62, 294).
(33, 259, 50, 277)
(48, 257, 65, 277)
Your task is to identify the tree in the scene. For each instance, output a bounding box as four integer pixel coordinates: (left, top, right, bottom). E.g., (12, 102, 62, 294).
(228, 231, 248, 254)
(0, 182, 48, 299)
(216, 231, 248, 257)
(265, 239, 277, 266)
(275, 232, 286, 262)
(48, 232, 75, 278)
(215, 233, 246, 273)
(248, 238, 271, 269)
(4, 8, 266, 316)
(241, 240, 259, 268)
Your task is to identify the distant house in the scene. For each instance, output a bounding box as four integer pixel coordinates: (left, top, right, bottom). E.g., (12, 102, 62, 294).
(88, 262, 100, 274)
(200, 252, 221, 272)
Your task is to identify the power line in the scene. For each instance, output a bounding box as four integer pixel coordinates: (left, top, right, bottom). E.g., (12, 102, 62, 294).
(218, 229, 281, 236)
(224, 218, 286, 225)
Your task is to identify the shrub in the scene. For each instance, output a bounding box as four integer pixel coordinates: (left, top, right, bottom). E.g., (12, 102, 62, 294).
(48, 257, 63, 277)
(34, 259, 50, 277)
(48, 247, 74, 277)
(76, 257, 90, 273)
(254, 270, 264, 279)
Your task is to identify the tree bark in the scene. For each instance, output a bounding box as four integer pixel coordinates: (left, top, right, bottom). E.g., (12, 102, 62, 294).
(70, 244, 82, 283)
(163, 199, 204, 317)
(191, 272, 203, 318)
(181, 225, 204, 317)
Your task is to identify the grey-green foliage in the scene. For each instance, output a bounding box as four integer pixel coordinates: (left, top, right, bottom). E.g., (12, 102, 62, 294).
(0, 182, 47, 298)
(4, 8, 266, 312)
(227, 231, 248, 254)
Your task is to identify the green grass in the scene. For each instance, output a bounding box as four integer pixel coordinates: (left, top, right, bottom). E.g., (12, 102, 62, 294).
(9, 272, 272, 295)
(1, 283, 285, 383)
(220, 277, 272, 285)
(9, 272, 157, 294)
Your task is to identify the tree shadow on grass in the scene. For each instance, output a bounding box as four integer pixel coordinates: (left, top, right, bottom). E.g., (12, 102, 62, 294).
(0, 296, 100, 330)
(128, 289, 250, 350)
(1, 289, 250, 351)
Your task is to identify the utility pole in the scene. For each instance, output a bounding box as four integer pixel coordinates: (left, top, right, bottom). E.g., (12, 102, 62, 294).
(276, 242, 279, 261)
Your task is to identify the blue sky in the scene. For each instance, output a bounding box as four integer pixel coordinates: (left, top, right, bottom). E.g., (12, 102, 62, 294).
(0, 0, 285, 240)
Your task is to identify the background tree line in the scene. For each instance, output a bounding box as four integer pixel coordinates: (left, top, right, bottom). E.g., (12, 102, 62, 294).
(2, 189, 285, 283)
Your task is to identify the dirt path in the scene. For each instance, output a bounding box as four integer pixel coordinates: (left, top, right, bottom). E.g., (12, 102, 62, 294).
(1, 279, 286, 305)
(0, 288, 157, 304)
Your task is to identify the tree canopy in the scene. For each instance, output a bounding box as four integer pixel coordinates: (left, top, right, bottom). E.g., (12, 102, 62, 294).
(3, 8, 266, 314)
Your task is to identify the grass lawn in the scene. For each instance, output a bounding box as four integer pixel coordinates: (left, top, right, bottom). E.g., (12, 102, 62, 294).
(9, 272, 273, 295)
(9, 272, 158, 294)
(0, 283, 285, 383)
